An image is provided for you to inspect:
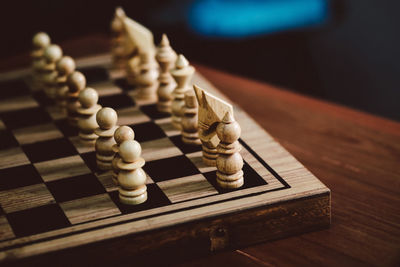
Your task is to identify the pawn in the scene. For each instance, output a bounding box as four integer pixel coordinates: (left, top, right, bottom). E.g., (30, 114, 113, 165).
(112, 126, 135, 185)
(31, 32, 51, 89)
(216, 112, 244, 189)
(66, 71, 86, 127)
(55, 56, 76, 108)
(156, 34, 177, 113)
(42, 44, 63, 99)
(95, 107, 118, 170)
(170, 54, 195, 129)
(77, 88, 102, 144)
(31, 32, 51, 61)
(135, 52, 159, 101)
(117, 140, 147, 205)
(181, 90, 201, 145)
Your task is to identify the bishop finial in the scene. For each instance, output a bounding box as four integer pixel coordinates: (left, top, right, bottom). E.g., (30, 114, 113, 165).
(160, 34, 170, 47)
(222, 111, 235, 123)
(175, 54, 189, 69)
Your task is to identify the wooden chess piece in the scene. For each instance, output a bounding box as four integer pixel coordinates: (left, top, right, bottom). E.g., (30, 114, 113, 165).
(170, 54, 195, 129)
(31, 32, 50, 89)
(135, 52, 159, 101)
(55, 56, 76, 108)
(117, 140, 147, 205)
(95, 107, 118, 171)
(42, 44, 63, 99)
(77, 88, 102, 145)
(181, 90, 201, 145)
(216, 112, 244, 189)
(193, 84, 233, 166)
(156, 34, 177, 113)
(112, 126, 135, 185)
(111, 7, 133, 70)
(66, 71, 86, 127)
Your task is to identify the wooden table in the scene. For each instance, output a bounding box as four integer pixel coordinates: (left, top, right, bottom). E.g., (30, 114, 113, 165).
(1, 35, 399, 266)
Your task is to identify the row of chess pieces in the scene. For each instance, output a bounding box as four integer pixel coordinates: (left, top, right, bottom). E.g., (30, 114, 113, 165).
(28, 11, 244, 205)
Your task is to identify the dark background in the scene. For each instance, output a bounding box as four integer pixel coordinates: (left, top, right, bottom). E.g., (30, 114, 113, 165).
(0, 0, 399, 121)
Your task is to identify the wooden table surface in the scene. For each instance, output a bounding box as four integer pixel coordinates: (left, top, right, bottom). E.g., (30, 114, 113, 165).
(1, 35, 399, 266)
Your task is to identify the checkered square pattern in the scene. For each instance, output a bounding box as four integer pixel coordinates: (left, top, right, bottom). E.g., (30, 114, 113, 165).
(0, 67, 270, 242)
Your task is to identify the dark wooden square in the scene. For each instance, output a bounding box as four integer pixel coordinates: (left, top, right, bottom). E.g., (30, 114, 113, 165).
(22, 138, 77, 163)
(143, 155, 200, 182)
(46, 174, 106, 203)
(7, 204, 70, 237)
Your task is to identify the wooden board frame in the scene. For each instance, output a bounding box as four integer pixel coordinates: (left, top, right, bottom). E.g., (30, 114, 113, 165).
(0, 54, 330, 264)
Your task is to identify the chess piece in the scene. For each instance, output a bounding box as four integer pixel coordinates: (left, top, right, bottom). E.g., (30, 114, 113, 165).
(181, 90, 201, 145)
(170, 54, 195, 129)
(122, 14, 156, 86)
(42, 44, 63, 99)
(95, 107, 118, 170)
(117, 140, 147, 205)
(216, 112, 244, 189)
(111, 7, 133, 69)
(31, 32, 51, 89)
(55, 56, 76, 108)
(66, 71, 86, 127)
(135, 52, 159, 101)
(193, 85, 233, 166)
(77, 88, 102, 144)
(112, 126, 135, 185)
(156, 34, 177, 113)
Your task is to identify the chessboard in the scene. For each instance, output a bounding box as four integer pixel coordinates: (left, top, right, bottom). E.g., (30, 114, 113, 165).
(0, 53, 330, 264)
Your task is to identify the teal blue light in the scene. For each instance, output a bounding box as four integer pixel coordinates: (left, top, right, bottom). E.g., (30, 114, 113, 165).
(188, 0, 329, 38)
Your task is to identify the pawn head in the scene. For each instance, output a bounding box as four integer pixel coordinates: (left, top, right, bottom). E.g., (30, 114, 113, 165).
(67, 71, 86, 93)
(33, 32, 50, 48)
(79, 88, 98, 108)
(57, 56, 75, 75)
(96, 107, 118, 130)
(44, 44, 62, 63)
(119, 140, 142, 162)
(114, 126, 135, 145)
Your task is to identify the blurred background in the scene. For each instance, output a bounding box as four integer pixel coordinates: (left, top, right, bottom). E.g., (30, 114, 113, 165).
(0, 0, 399, 120)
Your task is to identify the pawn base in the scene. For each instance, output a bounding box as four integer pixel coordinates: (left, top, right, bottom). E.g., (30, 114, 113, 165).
(79, 132, 97, 144)
(96, 159, 112, 171)
(157, 101, 172, 114)
(171, 116, 182, 130)
(216, 170, 244, 189)
(119, 186, 147, 205)
(182, 135, 201, 145)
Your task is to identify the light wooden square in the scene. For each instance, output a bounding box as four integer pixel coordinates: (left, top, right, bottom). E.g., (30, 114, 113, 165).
(0, 184, 55, 213)
(157, 174, 218, 203)
(69, 136, 96, 154)
(13, 123, 64, 145)
(186, 151, 216, 173)
(60, 194, 121, 224)
(155, 117, 181, 137)
(0, 96, 38, 113)
(90, 81, 123, 96)
(117, 106, 151, 127)
(34, 155, 91, 182)
(46, 106, 66, 120)
(0, 147, 30, 170)
(141, 137, 182, 162)
(0, 216, 15, 241)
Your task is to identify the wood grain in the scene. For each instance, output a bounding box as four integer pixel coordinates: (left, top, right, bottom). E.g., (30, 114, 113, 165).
(190, 64, 400, 267)
(1, 35, 398, 266)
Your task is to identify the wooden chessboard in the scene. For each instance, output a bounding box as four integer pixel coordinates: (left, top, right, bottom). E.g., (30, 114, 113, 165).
(0, 54, 330, 264)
